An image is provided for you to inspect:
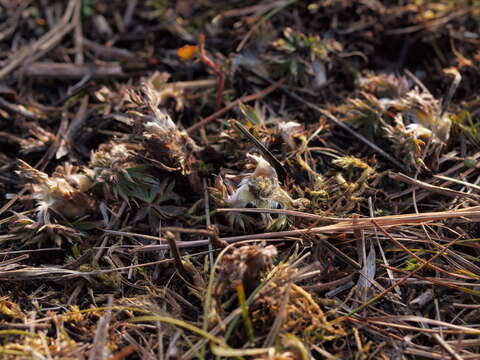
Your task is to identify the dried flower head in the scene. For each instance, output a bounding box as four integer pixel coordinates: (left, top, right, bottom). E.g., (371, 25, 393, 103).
(383, 114, 428, 171)
(342, 92, 386, 139)
(91, 142, 133, 183)
(227, 154, 307, 209)
(357, 71, 411, 98)
(376, 88, 452, 171)
(130, 82, 198, 174)
(214, 154, 308, 229)
(214, 243, 278, 295)
(400, 88, 451, 143)
(17, 160, 93, 224)
(91, 141, 159, 202)
(344, 81, 452, 172)
(7, 210, 83, 247)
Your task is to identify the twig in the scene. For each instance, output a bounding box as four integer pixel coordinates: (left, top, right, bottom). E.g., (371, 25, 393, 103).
(390, 172, 480, 201)
(367, 315, 480, 335)
(163, 79, 216, 90)
(186, 80, 282, 134)
(0, 0, 79, 79)
(73, 1, 83, 64)
(388, 151, 480, 200)
(373, 220, 470, 279)
(123, 0, 138, 29)
(434, 174, 480, 193)
(82, 38, 139, 62)
(319, 237, 362, 270)
(432, 334, 464, 360)
(203, 179, 215, 264)
(114, 206, 480, 252)
(441, 68, 462, 116)
(217, 207, 342, 220)
(22, 62, 126, 80)
(385, 10, 468, 35)
(0, 1, 26, 42)
(160, 226, 216, 237)
(53, 74, 93, 106)
(304, 274, 355, 291)
(165, 231, 192, 282)
(0, 96, 42, 120)
(369, 197, 401, 296)
(107, 345, 136, 360)
(89, 297, 113, 360)
(337, 236, 462, 321)
(0, 248, 62, 256)
(0, 254, 29, 267)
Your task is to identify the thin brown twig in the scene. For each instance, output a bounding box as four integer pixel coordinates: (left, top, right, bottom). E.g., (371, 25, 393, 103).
(367, 316, 480, 335)
(388, 152, 480, 200)
(432, 333, 464, 360)
(434, 174, 480, 193)
(109, 206, 480, 252)
(382, 263, 478, 297)
(373, 219, 472, 280)
(335, 235, 462, 321)
(186, 80, 282, 134)
(385, 10, 468, 35)
(106, 345, 137, 360)
(23, 62, 126, 80)
(0, 96, 43, 120)
(304, 273, 355, 291)
(73, 0, 83, 64)
(198, 33, 225, 109)
(165, 231, 193, 282)
(319, 236, 362, 270)
(0, 254, 29, 266)
(390, 172, 480, 202)
(217, 207, 343, 220)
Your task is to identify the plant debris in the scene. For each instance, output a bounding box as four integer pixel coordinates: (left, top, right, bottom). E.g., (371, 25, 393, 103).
(1, 1, 480, 359)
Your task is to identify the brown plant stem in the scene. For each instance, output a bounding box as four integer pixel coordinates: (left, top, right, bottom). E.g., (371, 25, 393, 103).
(165, 231, 192, 282)
(198, 33, 225, 109)
(186, 80, 282, 134)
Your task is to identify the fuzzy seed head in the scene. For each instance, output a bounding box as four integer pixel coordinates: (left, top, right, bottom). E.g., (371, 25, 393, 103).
(17, 160, 92, 221)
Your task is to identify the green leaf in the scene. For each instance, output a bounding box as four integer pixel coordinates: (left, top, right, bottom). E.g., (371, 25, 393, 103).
(239, 103, 262, 125)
